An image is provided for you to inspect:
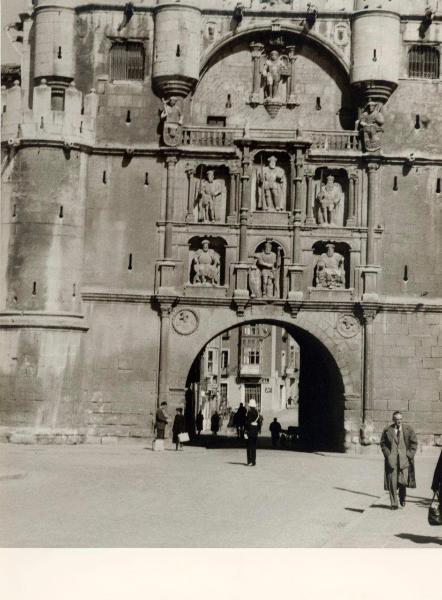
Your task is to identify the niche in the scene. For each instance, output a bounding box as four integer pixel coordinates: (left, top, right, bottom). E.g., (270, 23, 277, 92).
(188, 236, 227, 286)
(251, 151, 290, 212)
(312, 168, 349, 227)
(192, 164, 229, 223)
(249, 239, 285, 300)
(311, 241, 351, 289)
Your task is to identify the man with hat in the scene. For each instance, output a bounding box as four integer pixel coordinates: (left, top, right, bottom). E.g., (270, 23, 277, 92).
(245, 399, 261, 466)
(155, 401, 170, 440)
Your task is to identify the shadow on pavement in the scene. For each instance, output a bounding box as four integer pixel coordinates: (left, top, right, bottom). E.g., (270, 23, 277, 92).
(369, 504, 392, 510)
(334, 487, 379, 498)
(189, 434, 330, 453)
(227, 461, 248, 467)
(396, 533, 442, 546)
(344, 507, 365, 513)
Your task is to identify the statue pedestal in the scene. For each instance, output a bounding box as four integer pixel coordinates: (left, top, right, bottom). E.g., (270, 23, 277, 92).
(308, 287, 354, 302)
(361, 266, 381, 301)
(156, 260, 179, 295)
(264, 98, 283, 118)
(233, 263, 251, 315)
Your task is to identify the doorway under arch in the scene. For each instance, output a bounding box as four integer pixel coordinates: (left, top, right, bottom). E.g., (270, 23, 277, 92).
(184, 319, 346, 452)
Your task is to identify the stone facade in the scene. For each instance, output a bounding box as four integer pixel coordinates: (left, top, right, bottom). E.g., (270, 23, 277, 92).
(0, 0, 441, 450)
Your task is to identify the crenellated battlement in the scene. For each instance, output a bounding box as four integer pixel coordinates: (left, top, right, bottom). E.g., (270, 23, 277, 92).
(1, 80, 98, 147)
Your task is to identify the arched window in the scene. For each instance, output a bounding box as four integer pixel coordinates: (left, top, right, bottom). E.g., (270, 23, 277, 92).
(109, 41, 145, 81)
(408, 45, 440, 79)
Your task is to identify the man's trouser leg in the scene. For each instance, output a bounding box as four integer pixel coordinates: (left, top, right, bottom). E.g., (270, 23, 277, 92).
(386, 467, 399, 507)
(249, 436, 257, 465)
(246, 439, 252, 464)
(398, 483, 407, 505)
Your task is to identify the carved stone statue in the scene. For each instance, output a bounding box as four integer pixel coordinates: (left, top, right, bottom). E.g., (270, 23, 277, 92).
(196, 170, 224, 222)
(315, 243, 345, 289)
(254, 241, 281, 298)
(191, 239, 220, 285)
(316, 175, 344, 226)
(358, 101, 384, 152)
(262, 50, 287, 100)
(248, 263, 262, 298)
(257, 156, 287, 211)
(161, 96, 183, 146)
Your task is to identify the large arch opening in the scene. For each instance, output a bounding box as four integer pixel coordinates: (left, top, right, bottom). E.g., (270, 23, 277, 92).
(184, 319, 346, 453)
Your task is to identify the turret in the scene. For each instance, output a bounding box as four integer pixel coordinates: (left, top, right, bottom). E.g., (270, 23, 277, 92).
(152, 0, 202, 98)
(351, 0, 401, 104)
(33, 0, 76, 107)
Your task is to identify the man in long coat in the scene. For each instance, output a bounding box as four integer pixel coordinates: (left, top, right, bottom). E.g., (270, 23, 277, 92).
(380, 411, 417, 510)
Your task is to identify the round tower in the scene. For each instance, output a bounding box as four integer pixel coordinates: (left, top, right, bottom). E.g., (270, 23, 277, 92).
(152, 0, 202, 98)
(351, 0, 401, 104)
(33, 0, 76, 105)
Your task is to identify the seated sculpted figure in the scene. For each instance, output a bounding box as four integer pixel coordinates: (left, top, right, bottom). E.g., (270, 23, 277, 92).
(315, 243, 345, 289)
(316, 175, 344, 226)
(254, 241, 280, 298)
(257, 156, 286, 212)
(192, 239, 221, 285)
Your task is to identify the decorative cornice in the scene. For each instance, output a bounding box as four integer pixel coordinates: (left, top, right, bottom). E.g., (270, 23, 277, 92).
(0, 312, 89, 331)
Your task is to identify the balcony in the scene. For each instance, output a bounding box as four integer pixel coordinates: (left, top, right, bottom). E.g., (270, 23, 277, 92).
(240, 364, 261, 377)
(180, 126, 361, 153)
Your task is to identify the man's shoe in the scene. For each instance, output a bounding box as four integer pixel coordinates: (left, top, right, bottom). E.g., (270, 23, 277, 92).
(391, 506, 399, 510)
(400, 499, 406, 507)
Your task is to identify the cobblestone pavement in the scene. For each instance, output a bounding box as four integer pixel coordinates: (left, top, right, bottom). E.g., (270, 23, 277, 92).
(0, 441, 440, 547)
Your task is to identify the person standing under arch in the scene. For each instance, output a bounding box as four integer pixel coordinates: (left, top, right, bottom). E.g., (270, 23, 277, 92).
(245, 399, 261, 466)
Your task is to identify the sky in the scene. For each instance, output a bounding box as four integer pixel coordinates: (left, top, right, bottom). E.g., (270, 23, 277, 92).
(1, 0, 30, 65)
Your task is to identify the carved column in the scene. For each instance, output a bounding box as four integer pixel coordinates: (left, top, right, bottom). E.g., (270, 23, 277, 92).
(361, 308, 378, 445)
(164, 155, 178, 259)
(249, 43, 264, 105)
(305, 167, 316, 226)
(346, 171, 357, 227)
(293, 148, 304, 219)
(185, 164, 195, 222)
(239, 150, 251, 262)
(287, 46, 298, 107)
(366, 162, 380, 265)
(158, 302, 173, 405)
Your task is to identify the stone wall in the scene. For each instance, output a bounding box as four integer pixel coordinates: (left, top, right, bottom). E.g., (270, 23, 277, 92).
(373, 311, 442, 444)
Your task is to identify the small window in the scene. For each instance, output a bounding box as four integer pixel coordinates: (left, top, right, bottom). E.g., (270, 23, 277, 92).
(207, 116, 226, 127)
(110, 41, 145, 81)
(408, 45, 440, 79)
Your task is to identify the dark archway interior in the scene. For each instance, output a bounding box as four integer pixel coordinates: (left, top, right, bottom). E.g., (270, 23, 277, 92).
(185, 319, 346, 452)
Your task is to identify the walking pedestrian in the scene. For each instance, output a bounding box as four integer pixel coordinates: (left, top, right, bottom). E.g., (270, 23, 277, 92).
(172, 407, 186, 451)
(195, 409, 204, 437)
(269, 418, 282, 447)
(211, 410, 220, 435)
(380, 411, 417, 510)
(431, 449, 442, 499)
(245, 399, 261, 466)
(155, 401, 169, 440)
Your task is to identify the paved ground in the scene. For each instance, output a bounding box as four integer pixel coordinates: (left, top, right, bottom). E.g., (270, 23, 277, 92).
(0, 440, 440, 547)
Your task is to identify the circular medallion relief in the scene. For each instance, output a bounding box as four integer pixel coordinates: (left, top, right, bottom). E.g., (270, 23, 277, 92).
(336, 314, 360, 338)
(172, 309, 199, 335)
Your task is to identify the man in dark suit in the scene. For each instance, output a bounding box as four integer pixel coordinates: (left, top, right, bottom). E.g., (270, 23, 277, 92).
(245, 399, 261, 466)
(380, 411, 417, 510)
(155, 401, 169, 439)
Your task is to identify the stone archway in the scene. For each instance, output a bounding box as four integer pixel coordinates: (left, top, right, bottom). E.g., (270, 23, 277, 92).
(169, 307, 362, 452)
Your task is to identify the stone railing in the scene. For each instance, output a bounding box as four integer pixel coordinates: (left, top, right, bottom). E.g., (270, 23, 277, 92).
(1, 80, 98, 146)
(307, 130, 361, 151)
(182, 126, 239, 147)
(181, 125, 361, 151)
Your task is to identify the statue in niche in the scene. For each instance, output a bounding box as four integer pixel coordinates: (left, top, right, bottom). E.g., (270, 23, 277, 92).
(262, 50, 288, 100)
(257, 155, 287, 211)
(252, 241, 282, 298)
(315, 175, 344, 226)
(161, 97, 183, 146)
(195, 169, 224, 222)
(358, 101, 384, 152)
(315, 243, 345, 289)
(191, 239, 221, 286)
